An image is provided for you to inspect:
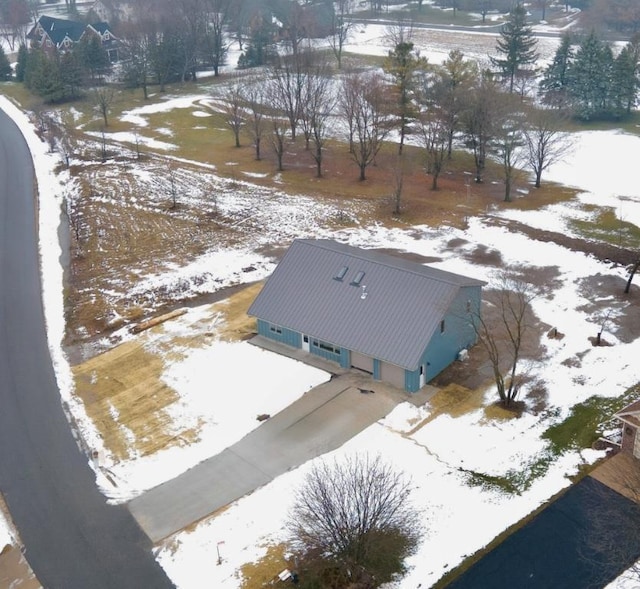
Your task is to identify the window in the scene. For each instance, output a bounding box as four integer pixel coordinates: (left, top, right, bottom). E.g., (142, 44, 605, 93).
(466, 300, 472, 313)
(350, 270, 365, 286)
(334, 266, 349, 281)
(440, 319, 445, 334)
(312, 339, 340, 355)
(269, 324, 282, 334)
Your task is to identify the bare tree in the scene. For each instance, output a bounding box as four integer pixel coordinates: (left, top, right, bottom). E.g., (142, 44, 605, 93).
(469, 273, 536, 408)
(244, 81, 266, 160)
(522, 107, 574, 189)
(92, 86, 115, 127)
(625, 256, 640, 294)
(222, 83, 244, 147)
(299, 67, 334, 177)
(270, 49, 314, 141)
(420, 109, 449, 190)
(270, 116, 288, 172)
(202, 0, 231, 77)
(492, 111, 525, 203)
(462, 71, 501, 184)
(168, 164, 178, 209)
(340, 71, 390, 181)
(329, 0, 354, 69)
(288, 454, 422, 587)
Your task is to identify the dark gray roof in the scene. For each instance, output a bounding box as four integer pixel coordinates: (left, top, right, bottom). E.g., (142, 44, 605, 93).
(248, 239, 484, 370)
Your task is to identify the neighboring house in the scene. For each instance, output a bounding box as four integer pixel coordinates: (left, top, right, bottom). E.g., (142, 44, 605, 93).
(27, 15, 119, 62)
(248, 239, 485, 393)
(615, 400, 640, 458)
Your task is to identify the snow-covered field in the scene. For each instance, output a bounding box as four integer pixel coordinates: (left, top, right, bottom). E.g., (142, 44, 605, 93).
(3, 13, 640, 589)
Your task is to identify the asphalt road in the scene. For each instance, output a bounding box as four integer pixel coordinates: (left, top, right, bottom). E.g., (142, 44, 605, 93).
(0, 107, 174, 588)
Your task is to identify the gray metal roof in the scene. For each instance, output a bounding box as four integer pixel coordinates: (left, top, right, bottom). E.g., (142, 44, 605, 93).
(248, 239, 485, 370)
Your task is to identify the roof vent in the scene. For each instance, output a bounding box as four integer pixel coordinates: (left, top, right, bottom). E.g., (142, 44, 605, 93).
(360, 286, 368, 300)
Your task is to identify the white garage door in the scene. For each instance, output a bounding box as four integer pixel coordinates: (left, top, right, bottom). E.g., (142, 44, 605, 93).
(380, 361, 405, 389)
(351, 351, 374, 373)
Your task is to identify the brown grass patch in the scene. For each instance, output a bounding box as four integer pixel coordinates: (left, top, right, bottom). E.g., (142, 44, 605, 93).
(213, 282, 263, 342)
(239, 543, 290, 589)
(73, 338, 198, 461)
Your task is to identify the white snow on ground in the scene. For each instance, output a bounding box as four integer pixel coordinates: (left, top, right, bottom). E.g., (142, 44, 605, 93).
(87, 130, 178, 151)
(0, 510, 12, 552)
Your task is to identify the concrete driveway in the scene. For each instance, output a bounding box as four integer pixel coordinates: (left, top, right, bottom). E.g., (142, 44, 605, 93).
(129, 368, 427, 542)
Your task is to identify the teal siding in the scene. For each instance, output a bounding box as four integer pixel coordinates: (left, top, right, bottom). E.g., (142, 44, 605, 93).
(415, 285, 482, 388)
(257, 319, 301, 348)
(258, 284, 482, 394)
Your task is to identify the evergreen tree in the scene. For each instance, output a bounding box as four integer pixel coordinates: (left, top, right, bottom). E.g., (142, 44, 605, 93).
(24, 50, 64, 103)
(75, 34, 110, 81)
(60, 52, 84, 99)
(490, 3, 538, 93)
(384, 41, 426, 154)
(611, 40, 639, 116)
(539, 32, 573, 108)
(568, 30, 614, 119)
(0, 45, 11, 81)
(15, 44, 28, 83)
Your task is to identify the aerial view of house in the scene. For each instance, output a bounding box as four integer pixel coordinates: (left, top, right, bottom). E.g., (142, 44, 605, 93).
(249, 239, 485, 392)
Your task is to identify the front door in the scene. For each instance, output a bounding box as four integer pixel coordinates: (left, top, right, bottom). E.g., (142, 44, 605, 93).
(419, 364, 426, 388)
(302, 334, 310, 352)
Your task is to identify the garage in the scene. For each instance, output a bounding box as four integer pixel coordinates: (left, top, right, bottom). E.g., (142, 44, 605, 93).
(351, 351, 374, 374)
(379, 361, 405, 389)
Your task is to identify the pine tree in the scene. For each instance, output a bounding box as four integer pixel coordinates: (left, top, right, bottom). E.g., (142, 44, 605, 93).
(490, 3, 538, 93)
(15, 44, 28, 83)
(0, 45, 12, 81)
(610, 39, 639, 116)
(384, 41, 426, 154)
(60, 52, 84, 99)
(539, 32, 573, 108)
(568, 30, 614, 120)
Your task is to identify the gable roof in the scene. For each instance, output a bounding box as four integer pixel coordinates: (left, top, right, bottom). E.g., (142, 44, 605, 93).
(29, 15, 113, 48)
(248, 239, 485, 370)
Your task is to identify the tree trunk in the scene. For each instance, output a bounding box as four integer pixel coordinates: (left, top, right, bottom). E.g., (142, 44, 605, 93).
(255, 138, 261, 161)
(359, 163, 366, 181)
(431, 172, 438, 191)
(534, 168, 542, 188)
(504, 176, 512, 202)
(625, 260, 640, 294)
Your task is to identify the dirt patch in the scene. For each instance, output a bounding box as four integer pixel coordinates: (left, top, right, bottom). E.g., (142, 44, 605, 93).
(463, 244, 503, 267)
(239, 543, 289, 589)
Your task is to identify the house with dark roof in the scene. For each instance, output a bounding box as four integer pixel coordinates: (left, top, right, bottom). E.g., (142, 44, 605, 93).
(248, 239, 485, 393)
(615, 400, 640, 458)
(27, 15, 119, 62)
